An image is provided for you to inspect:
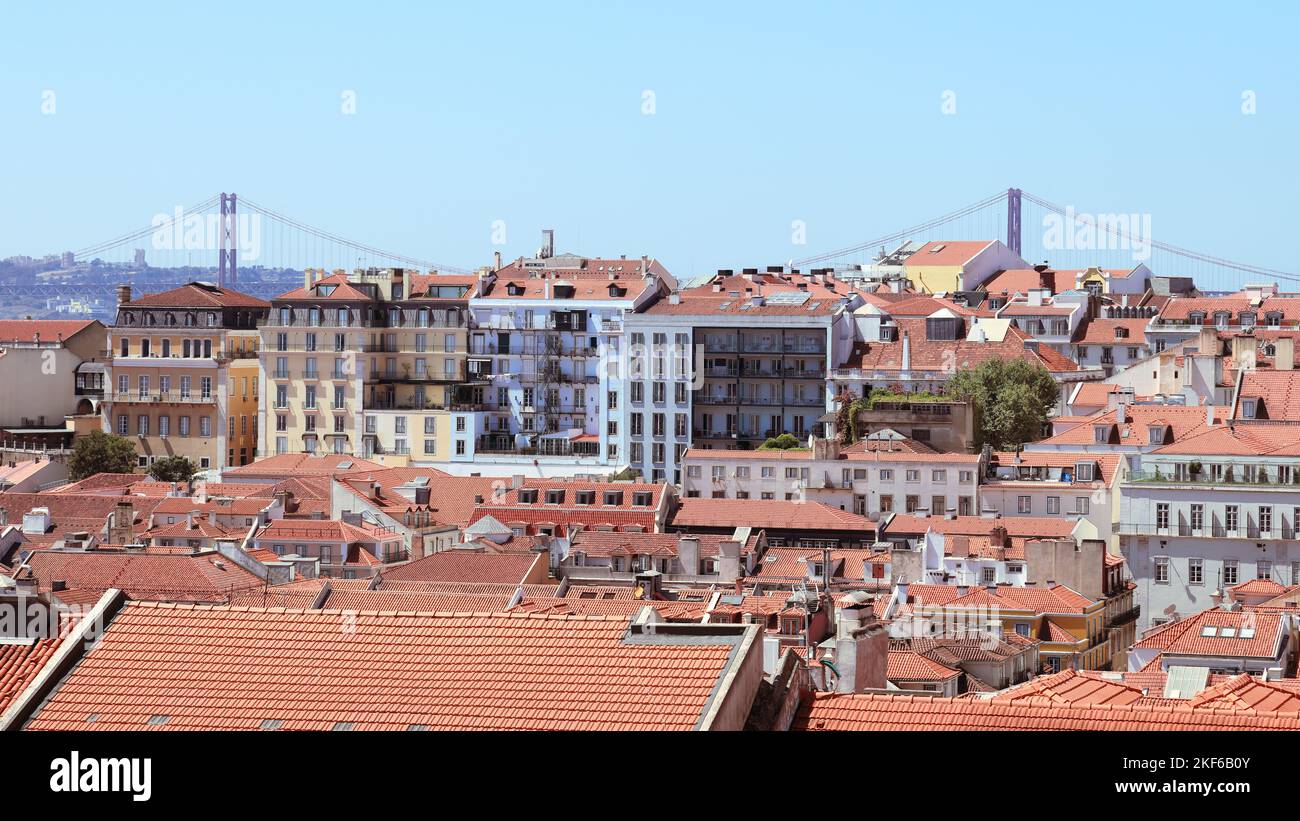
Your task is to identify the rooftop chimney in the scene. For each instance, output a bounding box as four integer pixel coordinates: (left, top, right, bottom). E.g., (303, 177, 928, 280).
(900, 331, 911, 372)
(1275, 336, 1294, 371)
(116, 284, 132, 306)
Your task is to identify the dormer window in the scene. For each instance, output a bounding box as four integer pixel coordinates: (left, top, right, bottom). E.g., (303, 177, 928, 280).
(1147, 424, 1170, 444)
(604, 490, 624, 506)
(518, 488, 539, 504)
(1265, 312, 1282, 328)
(545, 489, 565, 505)
(1114, 327, 1128, 339)
(575, 490, 594, 505)
(1189, 312, 1205, 325)
(1093, 424, 1112, 443)
(506, 283, 524, 297)
(1214, 312, 1230, 328)
(1075, 462, 1096, 482)
(1240, 312, 1256, 328)
(633, 491, 653, 506)
(1241, 398, 1257, 419)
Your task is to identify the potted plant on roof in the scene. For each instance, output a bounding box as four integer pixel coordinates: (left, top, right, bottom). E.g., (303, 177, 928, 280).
(1188, 460, 1202, 480)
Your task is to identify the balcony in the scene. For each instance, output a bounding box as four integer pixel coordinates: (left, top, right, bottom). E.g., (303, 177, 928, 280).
(1118, 521, 1296, 539)
(1126, 470, 1300, 488)
(113, 392, 215, 404)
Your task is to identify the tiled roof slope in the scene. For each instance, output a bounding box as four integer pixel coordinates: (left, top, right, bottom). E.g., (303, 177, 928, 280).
(0, 636, 63, 715)
(26, 604, 741, 731)
(794, 692, 1300, 731)
(671, 498, 873, 532)
(15, 550, 264, 603)
(380, 551, 540, 584)
(123, 282, 269, 309)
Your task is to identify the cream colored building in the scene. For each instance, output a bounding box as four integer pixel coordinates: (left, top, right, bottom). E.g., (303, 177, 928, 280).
(104, 282, 270, 475)
(259, 268, 476, 463)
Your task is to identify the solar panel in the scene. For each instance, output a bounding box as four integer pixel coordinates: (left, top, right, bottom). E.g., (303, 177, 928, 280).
(765, 292, 810, 305)
(1163, 665, 1210, 699)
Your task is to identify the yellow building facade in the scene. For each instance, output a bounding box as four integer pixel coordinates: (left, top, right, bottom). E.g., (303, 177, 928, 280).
(259, 268, 474, 463)
(104, 283, 270, 474)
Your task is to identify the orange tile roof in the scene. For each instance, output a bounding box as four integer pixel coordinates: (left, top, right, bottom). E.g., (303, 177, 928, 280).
(27, 603, 744, 731)
(122, 282, 269, 309)
(0, 636, 63, 715)
(887, 649, 961, 682)
(991, 670, 1143, 706)
(903, 241, 996, 268)
(1150, 420, 1300, 457)
(980, 268, 1058, 296)
(1072, 317, 1152, 345)
(1235, 370, 1300, 421)
(1035, 405, 1232, 447)
(222, 453, 389, 478)
(0, 319, 100, 342)
(15, 549, 264, 603)
(381, 551, 541, 585)
(844, 318, 1080, 375)
(1186, 674, 1300, 713)
(644, 272, 852, 317)
(671, 498, 874, 532)
(903, 582, 1096, 614)
(1134, 609, 1284, 659)
(794, 692, 1300, 731)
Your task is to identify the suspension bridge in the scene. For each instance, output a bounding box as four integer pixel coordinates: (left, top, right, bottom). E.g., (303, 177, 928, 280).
(9, 188, 1297, 320)
(793, 188, 1300, 294)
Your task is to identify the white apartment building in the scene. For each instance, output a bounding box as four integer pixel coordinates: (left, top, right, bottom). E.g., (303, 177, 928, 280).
(623, 268, 861, 485)
(1118, 421, 1300, 629)
(979, 450, 1125, 546)
(681, 435, 981, 517)
(452, 241, 673, 477)
(996, 289, 1089, 357)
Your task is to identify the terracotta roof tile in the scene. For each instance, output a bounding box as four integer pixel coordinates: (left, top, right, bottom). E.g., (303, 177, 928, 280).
(27, 603, 742, 731)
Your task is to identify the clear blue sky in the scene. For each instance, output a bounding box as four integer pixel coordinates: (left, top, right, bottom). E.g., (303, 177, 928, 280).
(1, 1, 1296, 277)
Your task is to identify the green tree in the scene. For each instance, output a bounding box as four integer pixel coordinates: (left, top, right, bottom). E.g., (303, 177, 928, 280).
(759, 433, 803, 450)
(148, 455, 199, 484)
(945, 358, 1059, 450)
(68, 430, 138, 481)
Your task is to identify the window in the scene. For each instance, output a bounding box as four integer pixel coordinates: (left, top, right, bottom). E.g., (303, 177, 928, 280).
(879, 495, 893, 512)
(1156, 503, 1170, 530)
(1258, 560, 1273, 581)
(1189, 558, 1204, 585)
(932, 469, 946, 482)
(1017, 496, 1031, 514)
(1075, 497, 1090, 515)
(1225, 505, 1238, 532)
(1260, 506, 1273, 533)
(1046, 496, 1060, 514)
(1154, 556, 1169, 584)
(1224, 559, 1239, 586)
(905, 469, 920, 482)
(1190, 504, 1204, 531)
(879, 469, 893, 481)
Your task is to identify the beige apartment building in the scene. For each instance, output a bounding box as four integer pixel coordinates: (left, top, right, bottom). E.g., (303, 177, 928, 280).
(259, 268, 476, 463)
(105, 283, 270, 474)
